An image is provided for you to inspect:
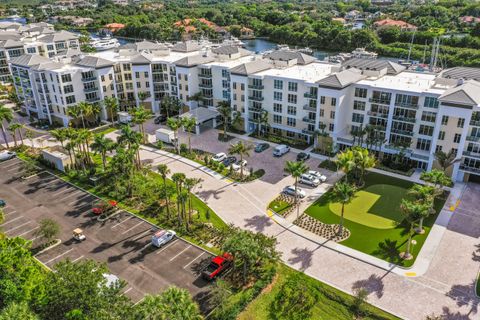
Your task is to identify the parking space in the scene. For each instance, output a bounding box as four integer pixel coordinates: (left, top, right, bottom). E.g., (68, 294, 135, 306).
(0, 158, 214, 311)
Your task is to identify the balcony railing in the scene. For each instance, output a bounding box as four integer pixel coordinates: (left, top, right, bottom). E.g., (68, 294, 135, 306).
(249, 96, 264, 101)
(198, 73, 212, 78)
(84, 87, 98, 93)
(248, 107, 262, 112)
(302, 117, 316, 124)
(302, 128, 315, 135)
(411, 153, 430, 161)
(248, 84, 264, 90)
(82, 76, 97, 82)
(393, 115, 416, 123)
(367, 111, 388, 118)
(394, 102, 419, 109)
(337, 137, 354, 144)
(369, 98, 391, 105)
(169, 70, 176, 76)
(463, 150, 480, 159)
(86, 96, 100, 102)
(460, 164, 480, 174)
(304, 92, 318, 99)
(390, 128, 414, 136)
(470, 119, 480, 127)
(199, 83, 213, 89)
(466, 135, 480, 142)
(303, 105, 316, 112)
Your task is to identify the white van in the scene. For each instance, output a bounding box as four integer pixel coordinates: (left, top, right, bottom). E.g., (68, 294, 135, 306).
(273, 144, 290, 157)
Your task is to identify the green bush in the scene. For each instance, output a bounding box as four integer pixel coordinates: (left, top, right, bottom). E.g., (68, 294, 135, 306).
(319, 160, 337, 172)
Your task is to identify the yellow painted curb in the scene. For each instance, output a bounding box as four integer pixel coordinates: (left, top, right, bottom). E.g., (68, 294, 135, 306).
(405, 272, 416, 277)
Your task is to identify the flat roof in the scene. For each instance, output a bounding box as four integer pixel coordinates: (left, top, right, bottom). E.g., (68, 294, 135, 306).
(357, 71, 445, 94)
(255, 62, 334, 83)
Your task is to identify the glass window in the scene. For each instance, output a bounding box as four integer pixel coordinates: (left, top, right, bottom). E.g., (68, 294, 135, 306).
(331, 97, 336, 106)
(287, 106, 296, 115)
(273, 103, 282, 113)
(353, 101, 365, 111)
(288, 82, 297, 92)
(419, 125, 434, 136)
(287, 117, 296, 127)
(441, 115, 449, 125)
(352, 113, 364, 123)
(416, 138, 431, 151)
(274, 80, 283, 90)
(354, 87, 367, 98)
(457, 118, 465, 128)
(274, 92, 282, 101)
(424, 96, 439, 108)
(287, 94, 297, 104)
(454, 133, 461, 143)
(273, 114, 282, 124)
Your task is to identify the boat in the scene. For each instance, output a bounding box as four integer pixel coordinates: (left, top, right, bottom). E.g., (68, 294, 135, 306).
(276, 44, 289, 50)
(90, 37, 120, 51)
(351, 47, 377, 59)
(296, 47, 313, 55)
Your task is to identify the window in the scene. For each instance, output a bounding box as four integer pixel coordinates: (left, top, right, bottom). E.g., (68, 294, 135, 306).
(65, 95, 76, 104)
(451, 148, 458, 156)
(320, 96, 325, 104)
(354, 87, 367, 98)
(123, 63, 131, 71)
(416, 138, 431, 151)
(233, 82, 237, 90)
(457, 118, 465, 128)
(222, 80, 229, 89)
(63, 84, 74, 94)
(419, 125, 434, 136)
(61, 74, 71, 83)
(274, 80, 283, 90)
(273, 114, 282, 124)
(395, 94, 418, 107)
(331, 98, 336, 106)
(101, 75, 105, 81)
(454, 133, 462, 143)
(441, 115, 449, 125)
(27, 47, 36, 54)
(144, 72, 149, 77)
(421, 111, 436, 123)
(240, 83, 244, 90)
(287, 117, 296, 127)
(319, 109, 324, 117)
(126, 83, 133, 90)
(424, 96, 439, 108)
(146, 81, 150, 88)
(124, 74, 132, 81)
(435, 145, 443, 153)
(329, 123, 334, 131)
(438, 131, 445, 140)
(274, 92, 282, 101)
(352, 113, 364, 123)
(353, 101, 365, 111)
(287, 106, 296, 115)
(135, 72, 140, 78)
(288, 82, 297, 92)
(136, 82, 141, 88)
(330, 111, 335, 119)
(222, 69, 229, 78)
(102, 85, 107, 92)
(287, 94, 297, 104)
(273, 103, 282, 113)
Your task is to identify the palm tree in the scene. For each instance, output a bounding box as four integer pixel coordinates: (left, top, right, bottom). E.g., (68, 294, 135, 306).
(157, 164, 171, 220)
(132, 107, 151, 143)
(331, 182, 356, 237)
(284, 160, 309, 218)
(420, 169, 452, 190)
(181, 117, 196, 153)
(400, 199, 425, 260)
(352, 147, 376, 186)
(166, 117, 182, 154)
(117, 125, 142, 168)
(50, 128, 68, 148)
(171, 173, 186, 226)
(8, 122, 24, 147)
(90, 133, 115, 171)
(217, 100, 232, 141)
(104, 96, 119, 124)
(434, 149, 460, 173)
(67, 105, 83, 128)
(228, 141, 253, 179)
(184, 177, 202, 224)
(10, 122, 24, 145)
(137, 91, 149, 108)
(336, 149, 355, 182)
(161, 95, 182, 118)
(0, 104, 13, 148)
(187, 92, 204, 108)
(77, 102, 92, 128)
(408, 184, 436, 233)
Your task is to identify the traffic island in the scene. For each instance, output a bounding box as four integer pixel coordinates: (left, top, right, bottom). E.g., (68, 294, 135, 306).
(294, 214, 350, 242)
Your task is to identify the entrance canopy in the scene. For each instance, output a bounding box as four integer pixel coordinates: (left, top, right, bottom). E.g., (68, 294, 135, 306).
(179, 107, 219, 124)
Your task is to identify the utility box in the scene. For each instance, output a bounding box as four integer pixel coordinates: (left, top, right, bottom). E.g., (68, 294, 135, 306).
(118, 112, 132, 124)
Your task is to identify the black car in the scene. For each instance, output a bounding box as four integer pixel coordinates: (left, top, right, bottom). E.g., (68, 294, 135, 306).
(154, 115, 167, 124)
(296, 152, 310, 161)
(254, 143, 270, 153)
(222, 156, 237, 166)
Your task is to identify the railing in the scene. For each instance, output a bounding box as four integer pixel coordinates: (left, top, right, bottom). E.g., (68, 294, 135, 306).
(198, 73, 212, 78)
(411, 153, 430, 161)
(304, 92, 318, 99)
(369, 98, 391, 105)
(394, 102, 419, 109)
(393, 115, 416, 123)
(460, 164, 480, 174)
(248, 107, 262, 112)
(199, 83, 213, 89)
(84, 87, 98, 93)
(302, 128, 315, 135)
(337, 137, 354, 144)
(303, 105, 316, 112)
(466, 135, 480, 142)
(248, 84, 264, 89)
(463, 150, 480, 158)
(82, 76, 97, 82)
(86, 96, 100, 102)
(470, 119, 480, 127)
(390, 128, 414, 136)
(367, 111, 388, 118)
(169, 70, 176, 76)
(248, 96, 264, 101)
(302, 117, 316, 124)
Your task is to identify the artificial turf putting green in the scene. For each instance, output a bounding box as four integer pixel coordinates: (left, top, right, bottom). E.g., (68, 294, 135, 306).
(305, 172, 447, 267)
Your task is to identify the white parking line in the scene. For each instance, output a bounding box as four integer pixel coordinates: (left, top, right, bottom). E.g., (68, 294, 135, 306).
(133, 297, 144, 306)
(2, 161, 21, 169)
(4, 210, 16, 216)
(51, 186, 75, 196)
(68, 194, 93, 206)
(43, 248, 74, 265)
(4, 221, 31, 233)
(155, 239, 178, 255)
(123, 287, 132, 295)
(0, 158, 18, 166)
(183, 252, 205, 269)
(40, 178, 62, 186)
(132, 229, 152, 241)
(111, 216, 133, 228)
(62, 190, 84, 199)
(17, 226, 39, 237)
(29, 235, 42, 242)
(0, 216, 23, 226)
(7, 165, 22, 172)
(72, 255, 84, 263)
(121, 221, 144, 234)
(169, 245, 192, 262)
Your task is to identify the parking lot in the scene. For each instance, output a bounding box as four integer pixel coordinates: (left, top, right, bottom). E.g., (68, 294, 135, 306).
(0, 158, 213, 310)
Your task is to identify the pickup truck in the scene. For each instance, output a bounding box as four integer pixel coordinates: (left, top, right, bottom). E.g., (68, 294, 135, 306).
(202, 253, 233, 280)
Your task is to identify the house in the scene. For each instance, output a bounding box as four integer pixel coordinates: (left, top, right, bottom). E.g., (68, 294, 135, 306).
(332, 17, 347, 25)
(239, 27, 254, 39)
(459, 16, 480, 25)
(59, 16, 93, 27)
(104, 23, 126, 33)
(373, 19, 417, 31)
(173, 18, 228, 39)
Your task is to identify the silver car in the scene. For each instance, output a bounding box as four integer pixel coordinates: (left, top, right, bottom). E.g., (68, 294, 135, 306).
(0, 151, 16, 162)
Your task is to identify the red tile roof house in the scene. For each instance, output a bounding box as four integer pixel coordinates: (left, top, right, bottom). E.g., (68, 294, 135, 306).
(373, 19, 417, 32)
(173, 18, 228, 39)
(104, 23, 125, 33)
(459, 16, 480, 25)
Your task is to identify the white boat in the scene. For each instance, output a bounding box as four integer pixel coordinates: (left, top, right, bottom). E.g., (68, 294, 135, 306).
(277, 44, 289, 50)
(351, 47, 377, 59)
(90, 37, 120, 51)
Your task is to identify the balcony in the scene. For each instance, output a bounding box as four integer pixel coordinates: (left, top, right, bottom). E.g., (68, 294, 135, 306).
(463, 150, 480, 159)
(248, 84, 264, 90)
(393, 115, 416, 123)
(86, 96, 100, 103)
(82, 76, 97, 82)
(302, 128, 315, 135)
(466, 135, 480, 142)
(337, 137, 354, 145)
(394, 102, 419, 110)
(84, 87, 98, 93)
(198, 73, 212, 78)
(369, 98, 391, 105)
(411, 153, 430, 161)
(304, 92, 318, 99)
(248, 107, 262, 112)
(470, 119, 480, 127)
(390, 128, 414, 136)
(460, 164, 480, 174)
(199, 83, 213, 89)
(303, 105, 316, 112)
(249, 96, 264, 101)
(169, 70, 176, 76)
(302, 116, 316, 124)
(367, 111, 388, 118)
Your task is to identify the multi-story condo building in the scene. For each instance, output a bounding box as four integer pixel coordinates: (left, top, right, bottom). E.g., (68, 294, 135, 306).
(8, 39, 480, 183)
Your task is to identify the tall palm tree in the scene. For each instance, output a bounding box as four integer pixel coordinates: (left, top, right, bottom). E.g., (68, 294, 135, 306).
(67, 105, 83, 128)
(228, 141, 253, 179)
(117, 125, 142, 168)
(434, 149, 460, 173)
(104, 96, 119, 124)
(137, 91, 149, 108)
(336, 149, 355, 182)
(132, 107, 151, 143)
(420, 169, 452, 190)
(408, 184, 436, 233)
(77, 102, 92, 128)
(0, 104, 14, 148)
(171, 173, 186, 226)
(7, 124, 18, 147)
(187, 92, 204, 108)
(181, 117, 196, 153)
(400, 199, 425, 260)
(217, 100, 232, 141)
(284, 160, 309, 218)
(157, 164, 172, 220)
(167, 117, 182, 154)
(90, 133, 115, 171)
(254, 109, 269, 137)
(184, 177, 202, 224)
(332, 182, 356, 237)
(50, 128, 68, 148)
(352, 147, 376, 186)
(8, 122, 24, 146)
(161, 95, 182, 118)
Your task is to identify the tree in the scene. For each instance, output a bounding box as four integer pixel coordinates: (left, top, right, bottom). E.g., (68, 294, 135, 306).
(0, 104, 14, 148)
(352, 147, 376, 186)
(133, 287, 202, 320)
(50, 128, 69, 149)
(7, 123, 18, 147)
(117, 125, 142, 168)
(271, 273, 319, 320)
(8, 122, 24, 146)
(137, 91, 149, 107)
(161, 96, 182, 118)
(408, 184, 437, 233)
(331, 182, 356, 237)
(67, 105, 83, 128)
(166, 117, 182, 154)
(36, 218, 60, 244)
(207, 280, 232, 315)
(421, 169, 452, 189)
(336, 149, 355, 182)
(284, 160, 309, 217)
(217, 101, 232, 141)
(254, 109, 269, 137)
(103, 96, 119, 124)
(157, 164, 172, 221)
(171, 172, 186, 226)
(187, 92, 204, 108)
(90, 134, 115, 171)
(184, 177, 202, 224)
(434, 149, 460, 173)
(76, 102, 91, 128)
(181, 117, 196, 153)
(0, 302, 39, 320)
(400, 199, 427, 260)
(132, 107, 151, 143)
(228, 141, 253, 179)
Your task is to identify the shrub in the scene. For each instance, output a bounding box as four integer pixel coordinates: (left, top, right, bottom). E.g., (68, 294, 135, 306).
(319, 159, 337, 172)
(156, 141, 164, 150)
(180, 143, 188, 154)
(204, 155, 209, 166)
(205, 209, 210, 220)
(217, 163, 225, 172)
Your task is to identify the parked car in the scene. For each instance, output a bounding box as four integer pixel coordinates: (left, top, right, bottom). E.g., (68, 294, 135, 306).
(212, 152, 227, 162)
(254, 143, 270, 153)
(308, 170, 327, 182)
(231, 159, 247, 171)
(296, 152, 310, 162)
(202, 253, 233, 280)
(154, 115, 167, 124)
(222, 156, 237, 167)
(299, 173, 320, 187)
(284, 185, 306, 198)
(273, 144, 290, 157)
(151, 229, 176, 248)
(0, 151, 16, 162)
(0, 199, 5, 207)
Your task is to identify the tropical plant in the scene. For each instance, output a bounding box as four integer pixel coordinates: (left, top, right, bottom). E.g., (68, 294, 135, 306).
(157, 164, 172, 220)
(284, 160, 309, 217)
(7, 123, 18, 147)
(434, 149, 460, 172)
(36, 218, 60, 244)
(161, 95, 182, 118)
(331, 182, 356, 237)
(171, 172, 186, 226)
(0, 104, 14, 148)
(421, 169, 452, 189)
(228, 141, 253, 179)
(400, 199, 427, 260)
(103, 96, 119, 124)
(336, 149, 355, 182)
(137, 91, 149, 107)
(187, 92, 204, 108)
(254, 109, 269, 137)
(184, 177, 202, 224)
(181, 117, 197, 153)
(132, 107, 151, 143)
(67, 105, 83, 128)
(352, 147, 376, 185)
(408, 184, 438, 233)
(0, 301, 39, 320)
(90, 133, 115, 171)
(50, 128, 69, 148)
(117, 125, 142, 168)
(167, 117, 182, 154)
(217, 100, 232, 141)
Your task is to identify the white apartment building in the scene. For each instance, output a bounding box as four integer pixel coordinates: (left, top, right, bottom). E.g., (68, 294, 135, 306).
(8, 39, 480, 183)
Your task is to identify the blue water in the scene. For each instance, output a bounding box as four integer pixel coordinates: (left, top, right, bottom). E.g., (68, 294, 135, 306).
(0, 17, 27, 24)
(242, 38, 331, 59)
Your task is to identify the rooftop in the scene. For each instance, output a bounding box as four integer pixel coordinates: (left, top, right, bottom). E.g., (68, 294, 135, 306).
(255, 62, 333, 83)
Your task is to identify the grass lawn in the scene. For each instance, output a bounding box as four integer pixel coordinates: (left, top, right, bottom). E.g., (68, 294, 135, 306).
(238, 264, 400, 320)
(268, 199, 292, 215)
(305, 172, 447, 267)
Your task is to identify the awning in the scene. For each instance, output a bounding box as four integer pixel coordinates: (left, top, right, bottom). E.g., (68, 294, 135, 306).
(179, 107, 219, 124)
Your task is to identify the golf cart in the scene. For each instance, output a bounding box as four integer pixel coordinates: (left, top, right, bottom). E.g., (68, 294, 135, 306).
(73, 228, 86, 241)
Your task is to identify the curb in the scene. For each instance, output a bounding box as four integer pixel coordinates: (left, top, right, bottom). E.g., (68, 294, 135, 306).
(34, 238, 62, 256)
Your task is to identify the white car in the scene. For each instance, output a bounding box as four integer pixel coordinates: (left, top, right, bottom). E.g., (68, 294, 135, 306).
(0, 151, 16, 162)
(231, 159, 247, 171)
(299, 174, 320, 187)
(212, 152, 227, 162)
(284, 185, 306, 198)
(308, 170, 327, 182)
(151, 229, 176, 247)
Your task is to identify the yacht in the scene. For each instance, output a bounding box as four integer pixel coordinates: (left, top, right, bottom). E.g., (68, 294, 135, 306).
(276, 44, 289, 50)
(91, 37, 120, 51)
(351, 47, 377, 59)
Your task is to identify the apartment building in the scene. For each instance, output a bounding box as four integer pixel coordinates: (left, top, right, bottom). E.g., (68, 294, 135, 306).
(8, 39, 480, 182)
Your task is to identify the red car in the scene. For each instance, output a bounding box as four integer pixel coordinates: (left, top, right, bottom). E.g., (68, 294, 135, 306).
(202, 253, 233, 280)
